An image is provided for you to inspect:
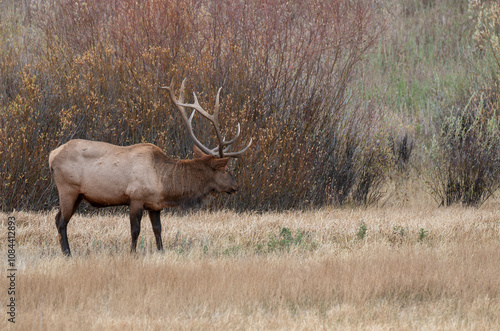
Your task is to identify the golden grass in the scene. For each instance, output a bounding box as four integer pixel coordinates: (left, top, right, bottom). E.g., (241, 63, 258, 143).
(1, 203, 500, 330)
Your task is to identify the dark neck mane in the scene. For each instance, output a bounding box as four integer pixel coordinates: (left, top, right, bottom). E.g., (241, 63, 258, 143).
(153, 151, 214, 207)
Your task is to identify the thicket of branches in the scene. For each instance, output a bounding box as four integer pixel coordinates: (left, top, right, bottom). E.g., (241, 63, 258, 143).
(1, 0, 392, 211)
(424, 1, 500, 207)
(427, 89, 500, 206)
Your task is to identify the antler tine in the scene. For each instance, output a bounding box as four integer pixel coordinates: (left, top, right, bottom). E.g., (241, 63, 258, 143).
(209, 123, 241, 154)
(178, 78, 187, 103)
(212, 135, 252, 158)
(161, 77, 186, 103)
(214, 87, 221, 123)
(163, 79, 217, 156)
(189, 93, 216, 122)
(224, 122, 241, 145)
(179, 90, 226, 157)
(223, 138, 253, 158)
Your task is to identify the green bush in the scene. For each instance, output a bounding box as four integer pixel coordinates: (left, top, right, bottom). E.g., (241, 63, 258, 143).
(356, 221, 367, 240)
(422, 0, 500, 207)
(427, 89, 500, 206)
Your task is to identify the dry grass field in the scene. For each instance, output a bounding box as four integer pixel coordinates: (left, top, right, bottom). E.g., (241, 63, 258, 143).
(1, 203, 499, 330)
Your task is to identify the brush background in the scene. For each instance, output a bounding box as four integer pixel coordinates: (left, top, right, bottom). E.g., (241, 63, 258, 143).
(1, 0, 498, 211)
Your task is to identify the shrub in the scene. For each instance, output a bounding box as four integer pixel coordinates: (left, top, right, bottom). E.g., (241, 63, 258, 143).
(427, 89, 500, 206)
(356, 221, 367, 240)
(264, 227, 314, 253)
(391, 132, 414, 172)
(0, 0, 386, 211)
(418, 228, 428, 241)
(423, 1, 500, 207)
(469, 0, 500, 69)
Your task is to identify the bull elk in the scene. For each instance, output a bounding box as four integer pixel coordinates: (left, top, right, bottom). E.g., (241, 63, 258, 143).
(49, 78, 252, 256)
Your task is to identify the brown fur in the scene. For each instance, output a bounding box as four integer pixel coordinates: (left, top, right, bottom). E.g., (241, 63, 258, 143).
(49, 139, 238, 255)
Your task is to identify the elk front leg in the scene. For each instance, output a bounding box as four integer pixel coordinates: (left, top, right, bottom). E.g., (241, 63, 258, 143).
(148, 210, 164, 252)
(129, 204, 143, 253)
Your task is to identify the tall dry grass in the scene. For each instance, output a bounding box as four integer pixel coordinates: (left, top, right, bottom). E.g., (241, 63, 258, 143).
(1, 205, 499, 329)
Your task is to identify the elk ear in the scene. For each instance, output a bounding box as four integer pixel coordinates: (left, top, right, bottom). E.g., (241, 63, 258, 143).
(209, 157, 230, 170)
(193, 145, 207, 159)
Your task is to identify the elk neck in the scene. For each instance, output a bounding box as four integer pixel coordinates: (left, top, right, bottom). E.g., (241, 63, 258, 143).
(153, 150, 216, 206)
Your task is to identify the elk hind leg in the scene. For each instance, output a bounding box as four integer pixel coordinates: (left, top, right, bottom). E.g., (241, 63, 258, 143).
(129, 204, 143, 253)
(148, 210, 163, 252)
(55, 193, 82, 256)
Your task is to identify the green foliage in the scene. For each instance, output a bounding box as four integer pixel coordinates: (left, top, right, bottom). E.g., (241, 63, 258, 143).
(418, 228, 428, 241)
(360, 0, 472, 116)
(392, 225, 408, 237)
(427, 90, 500, 206)
(263, 227, 315, 253)
(469, 0, 500, 69)
(420, 1, 500, 208)
(356, 221, 367, 240)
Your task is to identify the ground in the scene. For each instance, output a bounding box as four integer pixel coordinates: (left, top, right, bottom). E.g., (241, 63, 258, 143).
(1, 204, 499, 330)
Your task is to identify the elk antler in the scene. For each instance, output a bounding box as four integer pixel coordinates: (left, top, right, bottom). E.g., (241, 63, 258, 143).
(162, 78, 252, 158)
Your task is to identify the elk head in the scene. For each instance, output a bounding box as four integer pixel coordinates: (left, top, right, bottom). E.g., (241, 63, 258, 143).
(192, 145, 239, 194)
(162, 78, 252, 158)
(163, 78, 252, 195)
